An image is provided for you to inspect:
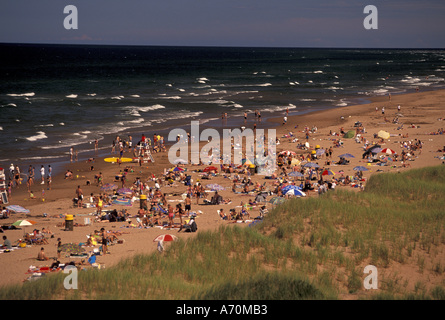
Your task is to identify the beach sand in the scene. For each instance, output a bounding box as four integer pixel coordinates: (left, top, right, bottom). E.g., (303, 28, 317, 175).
(1, 88, 444, 289)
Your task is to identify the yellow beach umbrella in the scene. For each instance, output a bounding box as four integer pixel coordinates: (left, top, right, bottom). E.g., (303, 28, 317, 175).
(377, 130, 390, 140)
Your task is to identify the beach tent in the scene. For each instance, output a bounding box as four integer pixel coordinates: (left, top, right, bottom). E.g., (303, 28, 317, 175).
(377, 130, 390, 140)
(343, 130, 355, 139)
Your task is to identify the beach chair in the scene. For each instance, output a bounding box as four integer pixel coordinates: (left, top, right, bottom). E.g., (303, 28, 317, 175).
(157, 204, 168, 214)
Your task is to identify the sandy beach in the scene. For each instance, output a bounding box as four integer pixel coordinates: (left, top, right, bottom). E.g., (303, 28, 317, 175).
(1, 88, 444, 288)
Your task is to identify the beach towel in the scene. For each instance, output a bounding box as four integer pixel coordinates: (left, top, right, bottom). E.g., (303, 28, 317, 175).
(112, 198, 132, 206)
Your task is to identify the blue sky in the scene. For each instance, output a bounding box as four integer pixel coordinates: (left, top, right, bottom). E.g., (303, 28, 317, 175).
(1, 0, 444, 48)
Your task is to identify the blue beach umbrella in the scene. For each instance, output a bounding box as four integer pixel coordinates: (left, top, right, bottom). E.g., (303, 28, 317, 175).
(303, 162, 320, 168)
(6, 205, 30, 214)
(339, 153, 355, 158)
(353, 166, 369, 171)
(281, 185, 302, 194)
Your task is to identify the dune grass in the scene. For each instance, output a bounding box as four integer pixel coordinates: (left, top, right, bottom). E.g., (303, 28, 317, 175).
(0, 166, 444, 300)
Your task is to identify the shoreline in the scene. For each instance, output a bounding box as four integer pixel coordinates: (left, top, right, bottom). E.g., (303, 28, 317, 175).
(1, 82, 439, 178)
(0, 87, 444, 289)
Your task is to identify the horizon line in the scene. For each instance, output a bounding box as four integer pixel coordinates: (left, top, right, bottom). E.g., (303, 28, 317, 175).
(1, 41, 444, 51)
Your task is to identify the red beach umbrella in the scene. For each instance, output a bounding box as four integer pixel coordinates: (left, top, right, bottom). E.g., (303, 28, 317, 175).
(153, 234, 178, 242)
(381, 148, 396, 154)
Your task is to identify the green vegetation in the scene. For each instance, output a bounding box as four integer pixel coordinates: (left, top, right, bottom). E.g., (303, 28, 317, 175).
(0, 166, 444, 300)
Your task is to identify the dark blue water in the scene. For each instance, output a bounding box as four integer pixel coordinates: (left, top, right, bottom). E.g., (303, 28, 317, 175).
(1, 44, 444, 172)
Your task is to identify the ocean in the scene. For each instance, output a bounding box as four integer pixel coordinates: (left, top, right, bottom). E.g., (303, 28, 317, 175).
(1, 44, 444, 174)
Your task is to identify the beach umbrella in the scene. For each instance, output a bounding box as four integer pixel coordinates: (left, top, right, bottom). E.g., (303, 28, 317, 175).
(322, 169, 335, 176)
(353, 166, 369, 171)
(285, 188, 306, 197)
(59, 243, 86, 255)
(288, 171, 304, 177)
(343, 130, 355, 139)
(203, 166, 218, 172)
(377, 130, 390, 140)
(281, 185, 302, 194)
(173, 159, 187, 165)
(206, 184, 225, 191)
(381, 148, 397, 155)
(153, 234, 178, 242)
(101, 183, 117, 192)
(370, 147, 382, 154)
(170, 166, 185, 172)
(12, 219, 36, 227)
(12, 219, 36, 234)
(6, 205, 30, 214)
(339, 153, 355, 158)
(303, 162, 320, 168)
(241, 158, 254, 166)
(290, 158, 301, 166)
(316, 149, 325, 156)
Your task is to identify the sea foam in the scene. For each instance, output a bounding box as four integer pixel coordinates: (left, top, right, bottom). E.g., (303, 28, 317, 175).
(26, 131, 48, 141)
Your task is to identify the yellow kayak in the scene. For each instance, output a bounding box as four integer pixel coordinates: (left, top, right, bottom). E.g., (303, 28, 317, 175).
(104, 157, 133, 163)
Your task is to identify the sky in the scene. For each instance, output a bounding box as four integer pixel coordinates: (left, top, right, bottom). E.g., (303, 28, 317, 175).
(1, 0, 444, 48)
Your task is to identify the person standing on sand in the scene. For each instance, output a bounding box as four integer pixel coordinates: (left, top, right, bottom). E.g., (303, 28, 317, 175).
(70, 147, 74, 162)
(94, 139, 98, 155)
(167, 204, 175, 228)
(100, 228, 108, 255)
(185, 194, 191, 216)
(76, 185, 83, 208)
(57, 238, 62, 258)
(40, 165, 45, 184)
